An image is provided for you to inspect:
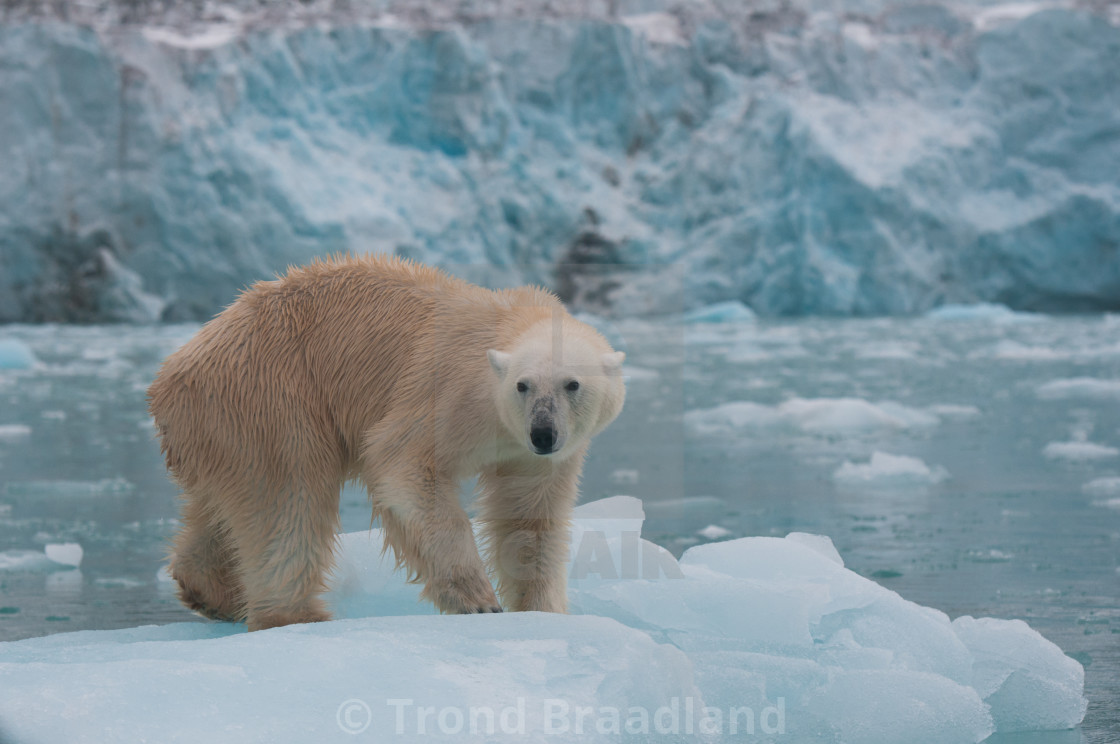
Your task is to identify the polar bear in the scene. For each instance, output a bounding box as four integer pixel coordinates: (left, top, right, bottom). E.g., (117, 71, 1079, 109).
(148, 255, 625, 630)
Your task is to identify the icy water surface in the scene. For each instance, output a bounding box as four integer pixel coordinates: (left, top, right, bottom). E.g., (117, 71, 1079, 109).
(0, 315, 1117, 742)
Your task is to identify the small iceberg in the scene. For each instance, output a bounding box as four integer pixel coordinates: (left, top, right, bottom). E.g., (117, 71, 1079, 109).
(0, 498, 1086, 743)
(1043, 441, 1120, 462)
(0, 339, 37, 370)
(682, 301, 757, 324)
(0, 543, 83, 572)
(833, 452, 950, 486)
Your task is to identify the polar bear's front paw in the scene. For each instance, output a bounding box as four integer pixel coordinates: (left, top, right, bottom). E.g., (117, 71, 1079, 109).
(426, 569, 503, 615)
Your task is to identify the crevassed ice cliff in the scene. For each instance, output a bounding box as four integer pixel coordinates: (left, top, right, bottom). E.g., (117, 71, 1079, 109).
(1, 0, 1118, 321)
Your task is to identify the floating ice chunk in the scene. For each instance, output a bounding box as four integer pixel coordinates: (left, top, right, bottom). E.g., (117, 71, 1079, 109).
(678, 537, 872, 629)
(778, 398, 940, 434)
(156, 565, 175, 583)
(0, 339, 37, 370)
(696, 524, 731, 540)
(577, 550, 816, 649)
(95, 577, 144, 588)
(682, 301, 756, 324)
(0, 424, 31, 441)
(785, 532, 844, 567)
(572, 494, 644, 523)
(685, 398, 939, 438)
(608, 469, 639, 485)
(1036, 377, 1120, 400)
(1092, 497, 1120, 510)
(0, 498, 1088, 742)
(44, 543, 83, 568)
(1042, 441, 1120, 461)
(952, 616, 1088, 731)
(926, 404, 981, 419)
(682, 401, 792, 436)
(924, 303, 1042, 322)
(621, 365, 659, 382)
(801, 669, 992, 744)
(0, 545, 82, 572)
(1082, 476, 1120, 496)
(0, 550, 56, 572)
(3, 478, 135, 498)
(982, 341, 1068, 361)
(678, 536, 978, 684)
(967, 549, 1015, 563)
(0, 614, 699, 744)
(833, 452, 950, 486)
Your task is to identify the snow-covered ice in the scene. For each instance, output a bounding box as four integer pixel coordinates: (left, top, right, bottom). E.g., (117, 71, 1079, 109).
(0, 498, 1086, 743)
(833, 452, 950, 486)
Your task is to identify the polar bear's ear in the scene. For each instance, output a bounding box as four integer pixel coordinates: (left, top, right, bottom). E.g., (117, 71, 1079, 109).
(487, 349, 511, 378)
(601, 351, 625, 375)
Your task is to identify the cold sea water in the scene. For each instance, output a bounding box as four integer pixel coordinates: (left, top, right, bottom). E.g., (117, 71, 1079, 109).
(0, 313, 1117, 742)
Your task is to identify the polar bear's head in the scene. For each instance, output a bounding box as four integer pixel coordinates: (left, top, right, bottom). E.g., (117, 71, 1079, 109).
(488, 318, 625, 460)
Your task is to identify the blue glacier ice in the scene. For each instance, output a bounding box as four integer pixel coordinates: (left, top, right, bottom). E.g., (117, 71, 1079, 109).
(1, 1, 1119, 320)
(0, 338, 37, 369)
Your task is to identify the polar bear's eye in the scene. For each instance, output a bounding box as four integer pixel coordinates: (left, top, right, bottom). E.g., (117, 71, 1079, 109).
(565, 380, 580, 392)
(516, 381, 529, 393)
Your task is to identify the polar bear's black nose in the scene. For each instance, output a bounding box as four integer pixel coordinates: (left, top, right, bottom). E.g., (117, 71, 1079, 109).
(530, 425, 557, 454)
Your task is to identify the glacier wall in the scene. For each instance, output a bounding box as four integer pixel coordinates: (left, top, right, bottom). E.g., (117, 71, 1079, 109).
(1, 1, 1119, 321)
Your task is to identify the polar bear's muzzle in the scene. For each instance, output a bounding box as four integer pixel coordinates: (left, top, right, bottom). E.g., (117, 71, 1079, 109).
(529, 398, 562, 455)
(530, 422, 559, 454)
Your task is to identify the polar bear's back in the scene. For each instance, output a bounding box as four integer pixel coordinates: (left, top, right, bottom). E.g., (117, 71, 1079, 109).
(245, 254, 561, 339)
(147, 254, 562, 487)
